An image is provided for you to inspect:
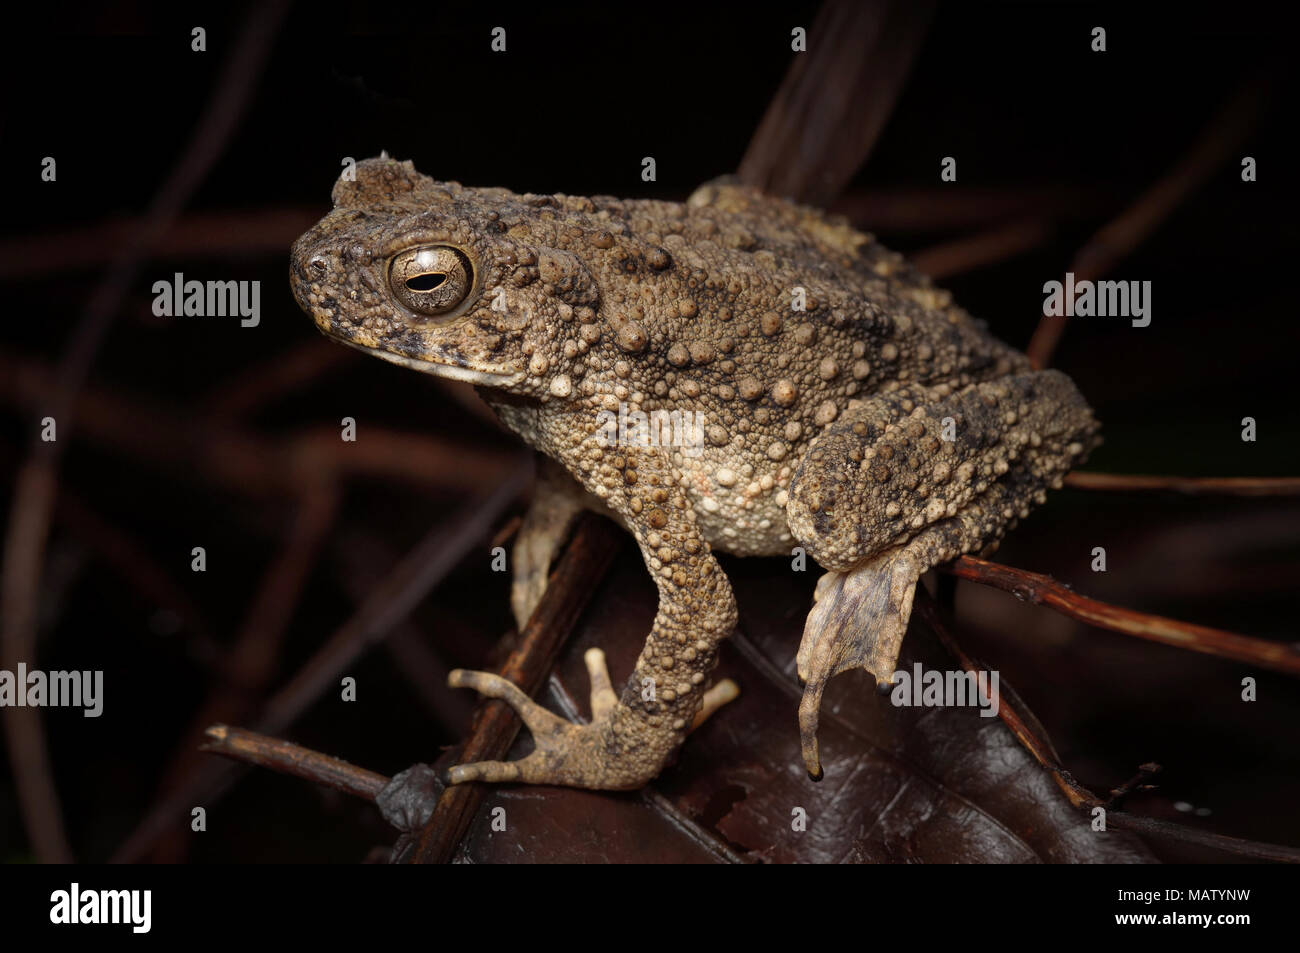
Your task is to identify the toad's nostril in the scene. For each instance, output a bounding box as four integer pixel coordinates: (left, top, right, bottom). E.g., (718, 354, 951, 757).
(309, 255, 328, 275)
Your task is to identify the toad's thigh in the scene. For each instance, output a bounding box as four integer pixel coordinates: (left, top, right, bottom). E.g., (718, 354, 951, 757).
(786, 370, 1099, 571)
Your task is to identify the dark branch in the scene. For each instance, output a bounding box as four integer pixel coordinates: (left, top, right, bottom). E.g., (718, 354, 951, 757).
(1066, 472, 1300, 497)
(944, 556, 1300, 676)
(201, 724, 388, 803)
(916, 588, 1300, 863)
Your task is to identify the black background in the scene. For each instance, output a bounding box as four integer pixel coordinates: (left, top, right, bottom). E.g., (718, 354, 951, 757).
(1, 1, 1296, 863)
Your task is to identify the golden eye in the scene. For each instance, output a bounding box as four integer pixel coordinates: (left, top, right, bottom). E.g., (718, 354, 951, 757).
(389, 245, 474, 316)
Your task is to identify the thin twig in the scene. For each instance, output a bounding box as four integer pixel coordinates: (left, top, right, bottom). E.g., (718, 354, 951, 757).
(914, 588, 1097, 809)
(911, 219, 1052, 280)
(738, 0, 934, 205)
(147, 480, 341, 862)
(0, 350, 518, 495)
(110, 466, 530, 862)
(332, 530, 476, 731)
(204, 340, 352, 422)
(1066, 471, 1300, 496)
(1106, 763, 1162, 808)
(915, 588, 1300, 862)
(489, 515, 524, 550)
(201, 724, 388, 802)
(0, 207, 320, 281)
(945, 556, 1300, 676)
(1027, 74, 1273, 368)
(55, 490, 222, 667)
(258, 468, 531, 736)
(832, 184, 1114, 233)
(0, 0, 290, 863)
(0, 466, 64, 861)
(1104, 812, 1300, 863)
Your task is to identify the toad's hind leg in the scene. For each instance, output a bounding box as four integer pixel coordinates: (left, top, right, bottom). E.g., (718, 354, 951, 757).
(786, 370, 1099, 778)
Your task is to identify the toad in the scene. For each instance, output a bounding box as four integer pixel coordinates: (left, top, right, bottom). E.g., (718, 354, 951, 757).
(290, 157, 1099, 789)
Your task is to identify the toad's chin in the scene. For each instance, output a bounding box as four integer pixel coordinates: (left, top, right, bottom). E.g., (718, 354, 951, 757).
(334, 337, 524, 386)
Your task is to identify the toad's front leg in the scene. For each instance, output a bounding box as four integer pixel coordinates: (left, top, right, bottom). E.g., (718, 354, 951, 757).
(448, 439, 738, 790)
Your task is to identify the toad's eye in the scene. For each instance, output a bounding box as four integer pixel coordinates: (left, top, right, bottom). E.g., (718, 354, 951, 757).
(389, 245, 474, 317)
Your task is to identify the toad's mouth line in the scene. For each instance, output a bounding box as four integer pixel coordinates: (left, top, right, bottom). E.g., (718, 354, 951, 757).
(335, 337, 525, 386)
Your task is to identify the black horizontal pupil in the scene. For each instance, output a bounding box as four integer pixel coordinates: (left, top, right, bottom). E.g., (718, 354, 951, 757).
(406, 272, 448, 292)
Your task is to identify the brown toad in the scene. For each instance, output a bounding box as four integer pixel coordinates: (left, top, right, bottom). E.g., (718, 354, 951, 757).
(290, 156, 1099, 789)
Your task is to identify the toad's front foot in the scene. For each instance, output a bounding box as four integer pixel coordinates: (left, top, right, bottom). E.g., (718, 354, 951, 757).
(447, 648, 733, 790)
